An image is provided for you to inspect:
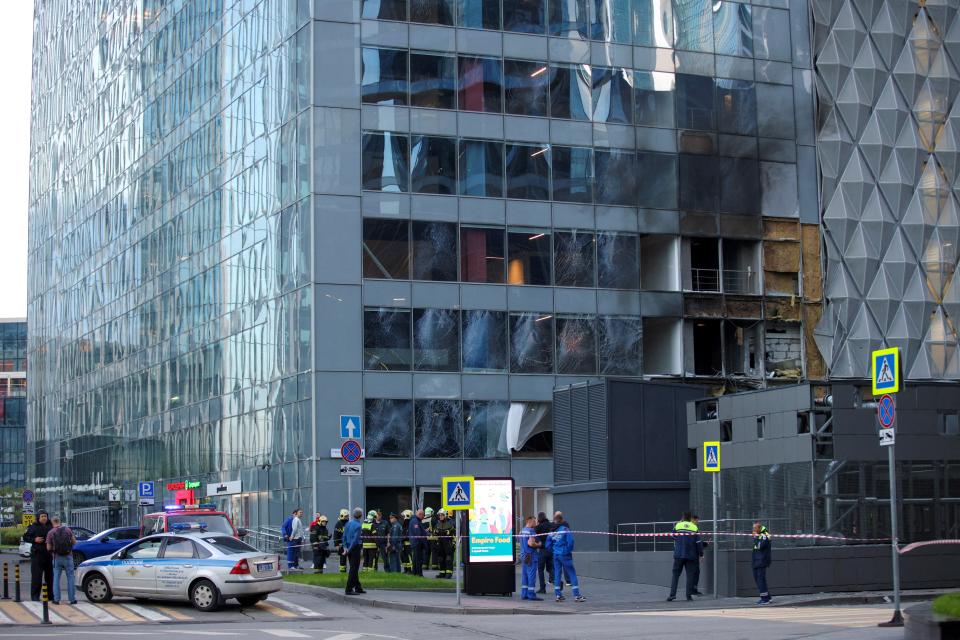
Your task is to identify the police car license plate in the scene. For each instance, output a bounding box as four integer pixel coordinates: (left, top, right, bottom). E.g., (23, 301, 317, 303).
(257, 562, 273, 572)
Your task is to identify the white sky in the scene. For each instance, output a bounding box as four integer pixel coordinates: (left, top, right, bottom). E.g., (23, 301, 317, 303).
(0, 2, 33, 319)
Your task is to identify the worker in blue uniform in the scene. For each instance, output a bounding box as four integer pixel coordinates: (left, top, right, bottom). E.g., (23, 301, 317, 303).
(667, 511, 700, 602)
(518, 515, 543, 601)
(752, 522, 773, 605)
(545, 512, 585, 603)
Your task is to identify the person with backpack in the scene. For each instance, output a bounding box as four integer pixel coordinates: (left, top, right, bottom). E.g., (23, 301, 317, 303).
(45, 516, 77, 604)
(281, 508, 305, 571)
(23, 510, 53, 601)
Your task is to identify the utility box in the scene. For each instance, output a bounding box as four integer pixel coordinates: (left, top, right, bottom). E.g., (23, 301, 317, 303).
(553, 379, 708, 551)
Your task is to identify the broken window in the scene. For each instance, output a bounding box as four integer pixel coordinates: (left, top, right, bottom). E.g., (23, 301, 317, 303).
(366, 398, 413, 457)
(688, 237, 720, 292)
(364, 308, 412, 371)
(642, 317, 682, 374)
(554, 230, 596, 287)
(689, 319, 723, 376)
(510, 312, 554, 373)
(597, 232, 639, 290)
(641, 235, 679, 291)
(413, 308, 460, 371)
(556, 315, 597, 374)
(720, 420, 732, 442)
(412, 221, 457, 281)
(463, 400, 510, 458)
(764, 322, 802, 378)
(598, 316, 642, 375)
(723, 320, 762, 378)
(415, 399, 462, 457)
(462, 310, 508, 371)
(722, 239, 760, 294)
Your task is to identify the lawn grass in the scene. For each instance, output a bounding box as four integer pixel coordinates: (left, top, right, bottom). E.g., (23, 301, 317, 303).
(933, 592, 960, 619)
(284, 571, 454, 591)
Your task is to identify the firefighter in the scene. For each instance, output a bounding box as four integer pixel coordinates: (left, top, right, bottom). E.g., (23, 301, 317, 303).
(374, 509, 389, 571)
(333, 509, 349, 573)
(361, 510, 378, 571)
(423, 506, 437, 570)
(401, 509, 413, 573)
(434, 509, 455, 578)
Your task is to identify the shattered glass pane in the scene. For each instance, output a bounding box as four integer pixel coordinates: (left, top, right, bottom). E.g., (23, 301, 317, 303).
(415, 399, 463, 457)
(462, 310, 508, 371)
(556, 315, 597, 374)
(364, 308, 412, 371)
(554, 230, 596, 287)
(598, 316, 642, 375)
(597, 232, 639, 289)
(463, 400, 510, 458)
(413, 308, 460, 371)
(412, 221, 457, 281)
(366, 398, 413, 457)
(510, 312, 554, 373)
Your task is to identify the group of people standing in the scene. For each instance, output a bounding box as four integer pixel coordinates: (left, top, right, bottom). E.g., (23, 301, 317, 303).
(21, 510, 79, 604)
(519, 511, 585, 603)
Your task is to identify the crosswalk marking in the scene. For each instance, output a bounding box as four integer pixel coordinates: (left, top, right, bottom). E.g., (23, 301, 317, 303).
(612, 607, 887, 628)
(98, 602, 146, 622)
(256, 601, 298, 618)
(155, 605, 193, 621)
(54, 603, 95, 624)
(268, 596, 324, 617)
(22, 601, 67, 624)
(263, 631, 310, 638)
(122, 603, 170, 621)
(0, 601, 37, 624)
(0, 608, 12, 624)
(325, 634, 365, 640)
(74, 601, 120, 622)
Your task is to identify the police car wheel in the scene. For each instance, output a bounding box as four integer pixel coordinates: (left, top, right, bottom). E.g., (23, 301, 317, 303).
(190, 579, 221, 612)
(83, 574, 113, 603)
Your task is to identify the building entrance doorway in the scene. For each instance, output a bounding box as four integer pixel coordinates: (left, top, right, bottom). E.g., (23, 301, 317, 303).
(366, 486, 413, 517)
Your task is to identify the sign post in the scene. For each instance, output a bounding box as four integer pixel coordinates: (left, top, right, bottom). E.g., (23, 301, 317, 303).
(442, 476, 474, 607)
(341, 439, 362, 512)
(703, 442, 721, 599)
(340, 417, 362, 511)
(872, 348, 902, 628)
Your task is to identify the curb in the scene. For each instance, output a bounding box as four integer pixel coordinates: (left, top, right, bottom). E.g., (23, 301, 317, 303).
(784, 593, 938, 608)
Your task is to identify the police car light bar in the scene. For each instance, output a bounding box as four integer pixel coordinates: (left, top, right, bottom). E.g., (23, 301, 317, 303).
(197, 503, 217, 510)
(164, 504, 186, 511)
(171, 522, 208, 531)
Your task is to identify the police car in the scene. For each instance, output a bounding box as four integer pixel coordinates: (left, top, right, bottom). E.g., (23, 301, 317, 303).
(76, 527, 282, 611)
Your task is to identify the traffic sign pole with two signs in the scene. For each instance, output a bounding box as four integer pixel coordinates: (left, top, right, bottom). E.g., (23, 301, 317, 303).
(341, 439, 363, 511)
(703, 441, 721, 599)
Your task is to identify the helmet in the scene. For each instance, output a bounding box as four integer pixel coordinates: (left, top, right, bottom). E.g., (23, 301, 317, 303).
(367, 510, 377, 519)
(401, 509, 413, 519)
(425, 507, 434, 517)
(437, 509, 447, 517)
(319, 515, 328, 523)
(339, 509, 349, 519)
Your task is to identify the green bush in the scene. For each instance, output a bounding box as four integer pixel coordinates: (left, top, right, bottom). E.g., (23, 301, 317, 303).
(933, 593, 960, 619)
(0, 525, 26, 546)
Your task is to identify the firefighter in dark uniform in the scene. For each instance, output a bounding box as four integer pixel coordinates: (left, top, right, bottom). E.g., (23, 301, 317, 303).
(361, 510, 378, 571)
(333, 509, 349, 573)
(434, 509, 455, 578)
(400, 509, 413, 573)
(423, 507, 437, 570)
(374, 510, 390, 571)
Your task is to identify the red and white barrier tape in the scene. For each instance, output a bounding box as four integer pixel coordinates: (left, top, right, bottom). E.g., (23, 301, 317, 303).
(898, 539, 960, 554)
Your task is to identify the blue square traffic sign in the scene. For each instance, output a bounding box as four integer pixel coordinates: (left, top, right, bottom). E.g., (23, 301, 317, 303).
(872, 348, 899, 395)
(138, 481, 154, 498)
(340, 415, 362, 439)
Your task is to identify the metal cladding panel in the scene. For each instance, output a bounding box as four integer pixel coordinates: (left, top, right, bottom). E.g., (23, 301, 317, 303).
(588, 383, 609, 481)
(570, 384, 591, 483)
(553, 387, 573, 485)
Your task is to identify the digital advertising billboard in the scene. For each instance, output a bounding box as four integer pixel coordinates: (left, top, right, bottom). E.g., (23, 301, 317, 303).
(467, 478, 514, 564)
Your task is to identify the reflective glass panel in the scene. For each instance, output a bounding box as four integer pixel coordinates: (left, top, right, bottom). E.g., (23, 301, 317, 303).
(635, 71, 675, 128)
(756, 83, 796, 139)
(598, 316, 642, 375)
(549, 0, 589, 38)
(718, 157, 759, 215)
(591, 0, 632, 43)
(594, 149, 636, 206)
(753, 7, 792, 62)
(713, 1, 753, 57)
(463, 401, 510, 458)
(459, 139, 504, 197)
(510, 312, 554, 373)
(363, 219, 410, 279)
(637, 151, 678, 209)
(413, 308, 460, 371)
(504, 59, 550, 117)
(676, 74, 715, 130)
(361, 48, 408, 105)
(410, 53, 456, 109)
(366, 398, 413, 457)
(550, 64, 592, 120)
(458, 56, 503, 113)
(552, 146, 593, 203)
(554, 230, 596, 287)
(461, 226, 506, 283)
(597, 232, 639, 289)
(592, 67, 633, 124)
(556, 315, 597, 374)
(362, 0, 408, 20)
(505, 144, 551, 200)
(411, 0, 455, 24)
(458, 0, 501, 29)
(362, 132, 410, 192)
(715, 79, 757, 136)
(633, 0, 674, 47)
(679, 154, 717, 211)
(412, 221, 457, 281)
(504, 0, 547, 33)
(674, 0, 713, 52)
(364, 308, 412, 371)
(410, 135, 457, 194)
(462, 310, 508, 370)
(508, 228, 552, 285)
(415, 400, 463, 457)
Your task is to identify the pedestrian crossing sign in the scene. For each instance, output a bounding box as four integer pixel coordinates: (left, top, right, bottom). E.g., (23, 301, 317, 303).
(441, 475, 474, 511)
(871, 347, 900, 396)
(704, 441, 721, 472)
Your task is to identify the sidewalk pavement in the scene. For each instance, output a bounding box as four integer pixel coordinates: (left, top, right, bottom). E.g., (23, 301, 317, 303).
(282, 569, 940, 615)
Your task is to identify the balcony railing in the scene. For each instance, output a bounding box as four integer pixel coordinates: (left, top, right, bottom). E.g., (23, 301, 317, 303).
(689, 269, 758, 295)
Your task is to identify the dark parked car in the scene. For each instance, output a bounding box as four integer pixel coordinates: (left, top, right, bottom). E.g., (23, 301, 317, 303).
(71, 526, 141, 564)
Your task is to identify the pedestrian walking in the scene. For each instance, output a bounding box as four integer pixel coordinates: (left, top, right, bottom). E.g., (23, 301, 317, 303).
(333, 509, 349, 574)
(409, 509, 426, 576)
(752, 522, 772, 605)
(281, 508, 305, 570)
(309, 513, 331, 571)
(519, 516, 543, 601)
(535, 512, 554, 594)
(22, 510, 53, 601)
(387, 513, 403, 573)
(667, 511, 700, 602)
(545, 512, 584, 603)
(45, 516, 77, 604)
(342, 508, 366, 595)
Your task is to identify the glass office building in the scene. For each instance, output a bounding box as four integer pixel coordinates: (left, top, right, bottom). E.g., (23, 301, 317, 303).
(0, 319, 27, 490)
(28, 0, 820, 528)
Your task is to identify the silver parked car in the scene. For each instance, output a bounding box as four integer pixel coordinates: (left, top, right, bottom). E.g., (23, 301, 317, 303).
(76, 531, 282, 611)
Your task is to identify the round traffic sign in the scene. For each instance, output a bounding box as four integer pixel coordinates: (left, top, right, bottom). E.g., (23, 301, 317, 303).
(877, 394, 896, 428)
(22, 489, 33, 503)
(341, 439, 362, 464)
